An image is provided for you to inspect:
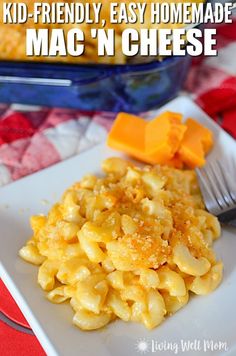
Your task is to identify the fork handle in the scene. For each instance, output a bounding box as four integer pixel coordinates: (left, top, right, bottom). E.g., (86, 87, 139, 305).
(229, 220, 236, 228)
(218, 207, 236, 225)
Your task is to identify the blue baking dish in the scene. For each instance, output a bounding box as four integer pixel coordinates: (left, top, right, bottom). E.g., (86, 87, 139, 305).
(0, 56, 191, 113)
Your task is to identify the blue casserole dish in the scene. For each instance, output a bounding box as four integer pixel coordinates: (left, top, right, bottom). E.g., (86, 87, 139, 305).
(0, 56, 191, 113)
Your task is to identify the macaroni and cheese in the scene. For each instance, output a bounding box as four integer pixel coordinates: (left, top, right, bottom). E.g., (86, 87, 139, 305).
(19, 157, 223, 330)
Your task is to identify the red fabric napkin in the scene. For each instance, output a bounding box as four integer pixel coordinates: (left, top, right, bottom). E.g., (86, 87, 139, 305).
(0, 113, 35, 145)
(184, 20, 236, 139)
(0, 320, 45, 356)
(0, 280, 45, 355)
(0, 280, 29, 328)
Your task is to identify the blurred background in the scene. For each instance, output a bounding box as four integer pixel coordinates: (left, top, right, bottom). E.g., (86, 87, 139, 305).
(0, 2, 236, 355)
(0, 0, 233, 113)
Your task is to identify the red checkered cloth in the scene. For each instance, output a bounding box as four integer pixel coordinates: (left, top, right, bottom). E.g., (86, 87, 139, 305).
(0, 20, 236, 355)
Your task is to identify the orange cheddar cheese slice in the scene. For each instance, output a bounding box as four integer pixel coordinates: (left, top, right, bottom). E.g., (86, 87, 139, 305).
(107, 112, 214, 169)
(165, 153, 184, 169)
(107, 112, 170, 165)
(178, 118, 213, 168)
(107, 112, 147, 162)
(145, 112, 187, 164)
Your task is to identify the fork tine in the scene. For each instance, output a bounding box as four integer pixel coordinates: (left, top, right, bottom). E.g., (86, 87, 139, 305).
(201, 164, 227, 210)
(197, 153, 236, 222)
(196, 168, 221, 214)
(216, 160, 236, 205)
(208, 162, 233, 207)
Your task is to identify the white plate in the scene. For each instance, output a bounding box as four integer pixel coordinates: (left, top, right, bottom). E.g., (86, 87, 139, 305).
(0, 97, 236, 356)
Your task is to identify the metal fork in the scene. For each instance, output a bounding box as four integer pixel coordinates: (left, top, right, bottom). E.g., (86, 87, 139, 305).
(196, 159, 236, 225)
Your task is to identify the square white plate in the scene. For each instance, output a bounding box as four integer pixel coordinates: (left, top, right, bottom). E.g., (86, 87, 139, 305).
(0, 97, 236, 356)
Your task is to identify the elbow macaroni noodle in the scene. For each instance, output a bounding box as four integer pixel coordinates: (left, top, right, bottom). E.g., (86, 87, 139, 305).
(19, 157, 223, 330)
